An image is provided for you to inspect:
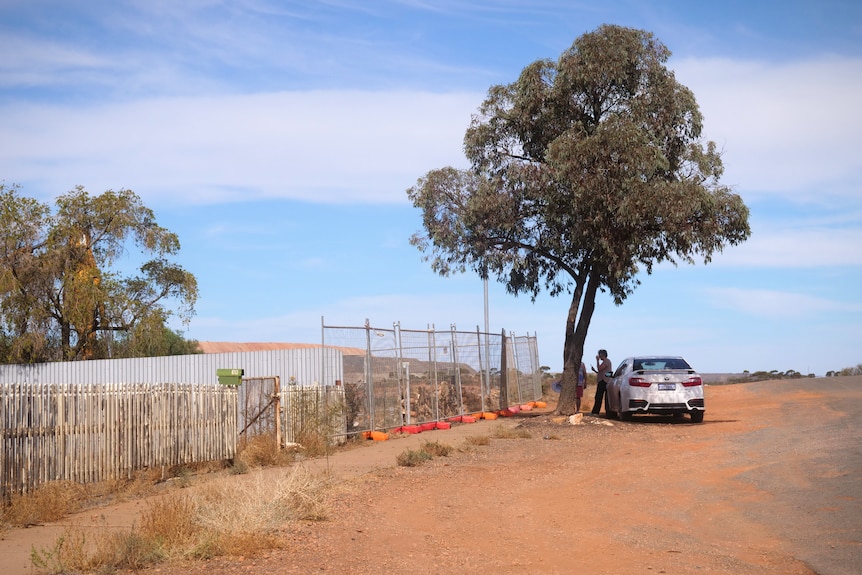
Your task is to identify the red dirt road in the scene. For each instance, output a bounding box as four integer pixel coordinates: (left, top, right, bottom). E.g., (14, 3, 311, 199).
(2, 377, 860, 575)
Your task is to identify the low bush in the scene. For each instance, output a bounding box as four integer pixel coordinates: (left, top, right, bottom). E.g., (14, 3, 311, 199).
(396, 440, 454, 467)
(396, 449, 433, 467)
(463, 434, 490, 447)
(237, 432, 295, 468)
(419, 440, 452, 457)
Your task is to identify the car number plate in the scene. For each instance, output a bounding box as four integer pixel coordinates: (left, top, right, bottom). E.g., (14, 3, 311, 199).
(658, 383, 676, 391)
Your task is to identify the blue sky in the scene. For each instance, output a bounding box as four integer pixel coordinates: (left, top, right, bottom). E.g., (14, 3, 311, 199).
(1, 1, 860, 376)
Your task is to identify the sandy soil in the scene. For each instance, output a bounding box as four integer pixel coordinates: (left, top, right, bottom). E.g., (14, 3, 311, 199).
(2, 377, 860, 575)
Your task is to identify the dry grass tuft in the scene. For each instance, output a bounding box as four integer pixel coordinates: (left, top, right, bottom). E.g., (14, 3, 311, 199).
(419, 440, 453, 457)
(492, 426, 532, 439)
(396, 440, 455, 467)
(396, 448, 433, 467)
(2, 481, 88, 527)
(463, 434, 491, 447)
(30, 465, 332, 573)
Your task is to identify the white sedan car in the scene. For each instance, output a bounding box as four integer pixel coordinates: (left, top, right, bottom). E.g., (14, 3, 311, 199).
(605, 356, 705, 423)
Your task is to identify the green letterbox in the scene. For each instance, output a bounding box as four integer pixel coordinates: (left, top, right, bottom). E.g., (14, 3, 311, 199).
(216, 368, 244, 386)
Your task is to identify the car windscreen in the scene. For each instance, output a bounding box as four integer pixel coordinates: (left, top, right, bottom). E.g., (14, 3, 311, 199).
(633, 358, 692, 371)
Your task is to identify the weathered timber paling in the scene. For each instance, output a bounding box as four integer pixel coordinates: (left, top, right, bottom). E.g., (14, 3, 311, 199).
(0, 382, 238, 499)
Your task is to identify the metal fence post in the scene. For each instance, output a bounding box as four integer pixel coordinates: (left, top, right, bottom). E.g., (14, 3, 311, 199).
(450, 324, 464, 416)
(364, 319, 374, 430)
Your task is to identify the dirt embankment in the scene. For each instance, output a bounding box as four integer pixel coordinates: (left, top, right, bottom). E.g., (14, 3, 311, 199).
(2, 377, 860, 575)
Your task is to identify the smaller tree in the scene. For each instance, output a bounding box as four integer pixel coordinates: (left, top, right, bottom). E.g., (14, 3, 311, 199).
(0, 184, 199, 363)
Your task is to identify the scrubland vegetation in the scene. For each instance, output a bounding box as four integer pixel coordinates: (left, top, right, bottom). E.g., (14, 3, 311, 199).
(1, 434, 332, 574)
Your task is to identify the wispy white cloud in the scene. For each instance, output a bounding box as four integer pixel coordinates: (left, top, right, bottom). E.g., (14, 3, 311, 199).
(674, 56, 862, 201)
(188, 290, 494, 343)
(0, 90, 480, 204)
(0, 33, 111, 85)
(704, 286, 859, 319)
(711, 226, 862, 267)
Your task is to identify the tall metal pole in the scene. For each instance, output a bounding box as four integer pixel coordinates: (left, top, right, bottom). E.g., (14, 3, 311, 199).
(483, 277, 491, 405)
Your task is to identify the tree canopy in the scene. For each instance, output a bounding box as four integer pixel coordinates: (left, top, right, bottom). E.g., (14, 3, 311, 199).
(0, 183, 199, 363)
(407, 24, 750, 414)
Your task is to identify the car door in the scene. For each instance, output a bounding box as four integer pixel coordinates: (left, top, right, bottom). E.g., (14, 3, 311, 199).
(609, 359, 630, 413)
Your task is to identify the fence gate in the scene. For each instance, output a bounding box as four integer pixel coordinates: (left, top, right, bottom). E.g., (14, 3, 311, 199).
(237, 376, 281, 448)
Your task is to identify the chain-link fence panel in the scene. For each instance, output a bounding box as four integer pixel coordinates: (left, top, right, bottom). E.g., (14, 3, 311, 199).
(510, 334, 542, 406)
(323, 322, 403, 433)
(323, 320, 541, 437)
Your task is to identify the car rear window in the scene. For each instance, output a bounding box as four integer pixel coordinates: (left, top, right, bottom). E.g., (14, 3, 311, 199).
(633, 358, 692, 371)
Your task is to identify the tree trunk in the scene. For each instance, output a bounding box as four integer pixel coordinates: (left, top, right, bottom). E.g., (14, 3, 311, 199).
(555, 273, 600, 415)
(499, 329, 508, 410)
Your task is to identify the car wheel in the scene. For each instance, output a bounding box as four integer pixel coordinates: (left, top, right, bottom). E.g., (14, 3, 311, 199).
(619, 409, 632, 422)
(604, 395, 613, 418)
(690, 410, 705, 423)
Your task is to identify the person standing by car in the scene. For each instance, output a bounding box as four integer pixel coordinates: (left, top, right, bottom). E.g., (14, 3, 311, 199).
(591, 349, 612, 415)
(576, 360, 587, 412)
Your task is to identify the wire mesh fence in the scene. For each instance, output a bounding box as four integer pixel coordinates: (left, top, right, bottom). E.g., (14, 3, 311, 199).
(322, 319, 541, 436)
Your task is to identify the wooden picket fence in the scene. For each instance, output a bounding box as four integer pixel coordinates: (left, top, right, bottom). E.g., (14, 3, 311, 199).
(0, 382, 238, 499)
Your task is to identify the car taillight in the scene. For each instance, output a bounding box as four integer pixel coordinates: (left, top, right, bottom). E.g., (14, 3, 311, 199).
(629, 377, 651, 387)
(682, 376, 702, 387)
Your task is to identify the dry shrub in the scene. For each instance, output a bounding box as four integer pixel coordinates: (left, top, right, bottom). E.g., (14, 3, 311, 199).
(396, 448, 433, 467)
(420, 440, 453, 457)
(289, 399, 348, 458)
(139, 494, 199, 551)
(29, 525, 92, 573)
(237, 433, 294, 468)
(30, 496, 196, 573)
(463, 434, 491, 447)
(31, 465, 332, 573)
(295, 426, 330, 458)
(88, 528, 165, 570)
(396, 440, 454, 467)
(195, 465, 330, 535)
(2, 481, 88, 527)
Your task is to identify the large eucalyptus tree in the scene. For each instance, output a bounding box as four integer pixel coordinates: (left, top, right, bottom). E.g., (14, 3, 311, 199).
(408, 25, 750, 414)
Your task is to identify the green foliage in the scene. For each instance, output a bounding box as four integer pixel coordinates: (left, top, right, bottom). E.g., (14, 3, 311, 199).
(728, 369, 818, 383)
(0, 184, 199, 363)
(832, 363, 862, 377)
(407, 25, 750, 415)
